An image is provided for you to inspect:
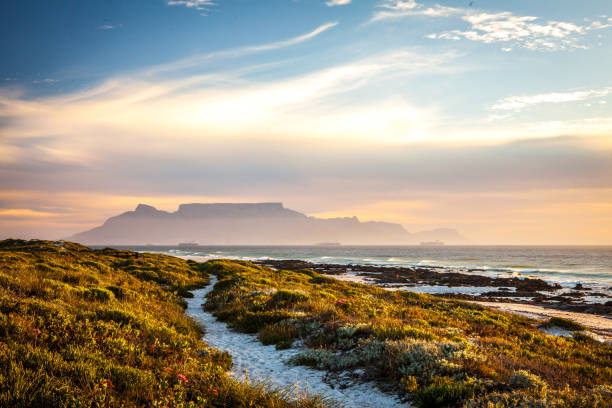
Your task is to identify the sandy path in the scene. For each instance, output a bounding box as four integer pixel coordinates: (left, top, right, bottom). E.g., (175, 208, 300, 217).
(186, 276, 409, 408)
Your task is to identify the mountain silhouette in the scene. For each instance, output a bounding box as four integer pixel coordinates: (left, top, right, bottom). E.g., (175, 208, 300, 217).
(68, 202, 467, 245)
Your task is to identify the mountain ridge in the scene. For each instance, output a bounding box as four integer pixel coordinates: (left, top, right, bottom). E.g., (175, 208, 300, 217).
(69, 202, 467, 245)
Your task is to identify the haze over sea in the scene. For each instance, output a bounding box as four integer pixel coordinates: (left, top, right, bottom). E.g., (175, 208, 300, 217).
(115, 245, 612, 295)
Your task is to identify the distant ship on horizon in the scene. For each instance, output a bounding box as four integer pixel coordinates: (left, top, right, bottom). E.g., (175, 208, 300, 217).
(420, 240, 444, 246)
(314, 242, 341, 246)
(178, 242, 200, 248)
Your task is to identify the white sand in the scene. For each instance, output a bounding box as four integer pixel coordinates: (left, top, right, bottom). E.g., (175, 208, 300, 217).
(186, 276, 409, 408)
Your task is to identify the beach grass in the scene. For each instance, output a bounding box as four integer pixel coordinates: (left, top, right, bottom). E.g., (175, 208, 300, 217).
(0, 239, 330, 408)
(203, 259, 612, 407)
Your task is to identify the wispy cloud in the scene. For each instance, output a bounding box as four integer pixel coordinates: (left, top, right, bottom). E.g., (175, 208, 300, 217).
(372, 1, 611, 51)
(146, 21, 338, 75)
(32, 78, 58, 84)
(326, 0, 351, 6)
(371, 0, 462, 22)
(429, 12, 611, 51)
(491, 87, 612, 112)
(97, 22, 122, 30)
(167, 0, 215, 15)
(0, 48, 454, 167)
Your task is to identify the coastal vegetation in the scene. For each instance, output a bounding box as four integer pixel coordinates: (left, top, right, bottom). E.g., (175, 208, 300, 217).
(1, 240, 610, 407)
(0, 240, 329, 408)
(203, 259, 612, 407)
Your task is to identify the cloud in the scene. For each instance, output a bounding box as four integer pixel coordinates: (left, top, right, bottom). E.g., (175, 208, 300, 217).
(167, 0, 215, 14)
(31, 78, 58, 84)
(379, 0, 418, 11)
(429, 12, 611, 51)
(146, 21, 338, 74)
(372, 1, 611, 51)
(1, 136, 612, 243)
(98, 24, 116, 30)
(326, 0, 351, 6)
(0, 48, 454, 169)
(491, 87, 612, 112)
(371, 0, 462, 22)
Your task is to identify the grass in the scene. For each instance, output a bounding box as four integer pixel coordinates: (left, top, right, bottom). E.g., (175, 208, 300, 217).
(545, 317, 586, 332)
(0, 239, 332, 408)
(202, 259, 612, 408)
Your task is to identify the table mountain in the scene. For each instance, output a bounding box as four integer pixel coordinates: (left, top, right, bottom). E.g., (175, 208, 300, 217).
(68, 202, 466, 245)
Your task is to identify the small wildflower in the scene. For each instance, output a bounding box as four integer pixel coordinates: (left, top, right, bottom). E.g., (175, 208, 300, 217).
(177, 374, 189, 383)
(336, 298, 347, 306)
(99, 379, 115, 388)
(164, 367, 172, 373)
(32, 329, 41, 336)
(208, 387, 219, 397)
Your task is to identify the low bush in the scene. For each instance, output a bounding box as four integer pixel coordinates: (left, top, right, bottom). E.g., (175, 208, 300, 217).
(546, 317, 586, 331)
(259, 324, 299, 349)
(0, 240, 329, 408)
(270, 289, 309, 306)
(235, 310, 295, 333)
(82, 287, 114, 302)
(202, 259, 612, 407)
(413, 376, 478, 408)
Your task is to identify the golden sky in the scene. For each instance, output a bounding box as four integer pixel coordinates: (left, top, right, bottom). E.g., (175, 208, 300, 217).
(2, 1, 612, 244)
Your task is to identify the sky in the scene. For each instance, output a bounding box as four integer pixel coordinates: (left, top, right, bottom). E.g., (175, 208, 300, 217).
(1, 0, 612, 244)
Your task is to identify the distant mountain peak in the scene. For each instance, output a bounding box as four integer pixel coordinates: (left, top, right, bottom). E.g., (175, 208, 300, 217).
(69, 202, 467, 245)
(135, 203, 158, 212)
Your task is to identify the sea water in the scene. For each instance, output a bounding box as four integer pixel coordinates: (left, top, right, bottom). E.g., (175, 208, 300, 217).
(116, 245, 612, 295)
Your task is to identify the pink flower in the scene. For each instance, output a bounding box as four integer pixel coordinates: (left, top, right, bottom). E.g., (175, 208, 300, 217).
(177, 373, 189, 383)
(99, 379, 115, 388)
(32, 329, 41, 336)
(336, 298, 347, 306)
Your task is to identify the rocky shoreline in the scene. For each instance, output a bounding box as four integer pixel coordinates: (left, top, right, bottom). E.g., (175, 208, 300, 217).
(254, 259, 612, 316)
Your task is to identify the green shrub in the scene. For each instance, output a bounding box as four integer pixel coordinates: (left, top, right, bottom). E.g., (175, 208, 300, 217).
(81, 287, 114, 302)
(110, 365, 155, 392)
(546, 317, 585, 331)
(259, 324, 299, 349)
(270, 290, 309, 306)
(174, 286, 194, 298)
(235, 311, 295, 333)
(509, 370, 548, 391)
(309, 276, 336, 284)
(413, 376, 477, 408)
(0, 240, 326, 408)
(95, 309, 138, 327)
(295, 269, 317, 277)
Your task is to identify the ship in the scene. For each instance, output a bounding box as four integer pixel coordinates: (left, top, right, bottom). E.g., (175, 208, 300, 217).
(420, 240, 444, 246)
(178, 242, 200, 249)
(314, 242, 341, 246)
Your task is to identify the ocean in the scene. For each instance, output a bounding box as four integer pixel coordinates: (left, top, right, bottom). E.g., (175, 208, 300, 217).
(115, 245, 612, 295)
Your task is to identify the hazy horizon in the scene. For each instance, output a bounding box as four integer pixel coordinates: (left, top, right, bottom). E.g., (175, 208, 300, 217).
(1, 1, 612, 245)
